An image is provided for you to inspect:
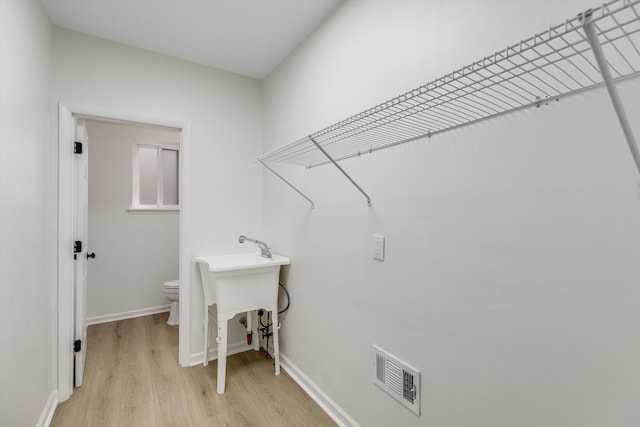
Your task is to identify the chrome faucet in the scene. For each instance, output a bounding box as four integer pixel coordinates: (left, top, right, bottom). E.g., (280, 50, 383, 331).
(238, 235, 272, 258)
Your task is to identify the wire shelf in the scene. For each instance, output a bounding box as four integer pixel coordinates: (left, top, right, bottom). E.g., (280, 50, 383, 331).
(259, 0, 640, 169)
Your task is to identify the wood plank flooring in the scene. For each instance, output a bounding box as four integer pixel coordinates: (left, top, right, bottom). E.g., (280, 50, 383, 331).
(51, 313, 337, 427)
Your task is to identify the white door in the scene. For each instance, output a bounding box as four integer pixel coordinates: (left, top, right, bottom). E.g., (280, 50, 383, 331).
(73, 118, 89, 387)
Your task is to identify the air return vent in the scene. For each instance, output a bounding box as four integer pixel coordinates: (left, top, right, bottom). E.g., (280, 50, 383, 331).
(372, 345, 420, 415)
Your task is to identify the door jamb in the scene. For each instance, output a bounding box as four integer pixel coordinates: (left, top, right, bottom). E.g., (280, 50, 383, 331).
(57, 102, 191, 401)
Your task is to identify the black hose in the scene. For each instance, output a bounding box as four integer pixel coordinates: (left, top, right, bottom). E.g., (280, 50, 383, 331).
(278, 282, 290, 315)
(259, 282, 291, 330)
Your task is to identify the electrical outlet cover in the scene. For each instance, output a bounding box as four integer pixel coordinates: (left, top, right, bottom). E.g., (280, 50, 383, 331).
(372, 235, 385, 261)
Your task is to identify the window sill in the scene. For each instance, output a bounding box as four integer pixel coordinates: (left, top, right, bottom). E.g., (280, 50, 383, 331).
(128, 207, 180, 214)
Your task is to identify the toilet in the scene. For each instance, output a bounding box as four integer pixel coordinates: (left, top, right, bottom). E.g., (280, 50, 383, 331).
(162, 279, 180, 325)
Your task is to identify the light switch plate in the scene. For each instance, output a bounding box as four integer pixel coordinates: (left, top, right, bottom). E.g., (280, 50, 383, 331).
(372, 235, 385, 261)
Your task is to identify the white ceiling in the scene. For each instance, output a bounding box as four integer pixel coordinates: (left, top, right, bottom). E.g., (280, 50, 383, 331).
(40, 0, 343, 80)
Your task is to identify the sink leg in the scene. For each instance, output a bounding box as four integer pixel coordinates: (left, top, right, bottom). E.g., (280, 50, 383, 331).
(272, 309, 280, 376)
(216, 319, 228, 394)
(203, 305, 209, 366)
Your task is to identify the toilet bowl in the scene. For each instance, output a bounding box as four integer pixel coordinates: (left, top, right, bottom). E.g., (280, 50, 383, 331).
(162, 279, 180, 326)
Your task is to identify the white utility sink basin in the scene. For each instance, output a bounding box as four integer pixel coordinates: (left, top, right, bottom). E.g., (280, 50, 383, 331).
(195, 252, 290, 394)
(198, 252, 290, 272)
(196, 253, 290, 314)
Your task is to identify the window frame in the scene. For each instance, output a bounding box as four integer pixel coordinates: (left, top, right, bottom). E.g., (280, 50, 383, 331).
(130, 140, 180, 213)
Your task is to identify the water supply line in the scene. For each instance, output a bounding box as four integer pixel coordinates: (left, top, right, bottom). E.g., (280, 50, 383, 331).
(257, 283, 291, 358)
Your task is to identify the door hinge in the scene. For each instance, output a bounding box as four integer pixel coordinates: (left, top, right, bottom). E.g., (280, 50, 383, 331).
(74, 240, 82, 254)
(74, 340, 81, 353)
(74, 141, 83, 154)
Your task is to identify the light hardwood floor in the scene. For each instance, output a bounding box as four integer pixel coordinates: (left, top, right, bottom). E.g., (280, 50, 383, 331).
(51, 313, 337, 427)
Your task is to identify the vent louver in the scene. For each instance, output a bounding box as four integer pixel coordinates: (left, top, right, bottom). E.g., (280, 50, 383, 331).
(372, 345, 420, 415)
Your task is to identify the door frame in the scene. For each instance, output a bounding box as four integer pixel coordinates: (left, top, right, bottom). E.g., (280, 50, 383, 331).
(73, 117, 88, 388)
(57, 102, 191, 401)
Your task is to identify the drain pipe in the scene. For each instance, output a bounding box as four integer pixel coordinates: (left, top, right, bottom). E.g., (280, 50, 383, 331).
(239, 315, 253, 345)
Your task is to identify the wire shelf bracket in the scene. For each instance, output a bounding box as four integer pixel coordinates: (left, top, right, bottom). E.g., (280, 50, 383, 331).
(258, 0, 640, 204)
(582, 7, 640, 176)
(259, 160, 315, 209)
(309, 136, 371, 206)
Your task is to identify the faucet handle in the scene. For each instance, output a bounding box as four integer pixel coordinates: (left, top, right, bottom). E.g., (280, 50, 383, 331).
(262, 246, 272, 258)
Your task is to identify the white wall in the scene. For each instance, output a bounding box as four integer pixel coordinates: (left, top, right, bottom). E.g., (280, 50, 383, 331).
(84, 119, 180, 320)
(0, 0, 56, 425)
(52, 27, 264, 358)
(262, 1, 640, 426)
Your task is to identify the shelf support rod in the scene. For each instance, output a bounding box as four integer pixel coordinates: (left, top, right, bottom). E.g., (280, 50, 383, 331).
(309, 136, 371, 206)
(582, 9, 640, 176)
(259, 160, 314, 209)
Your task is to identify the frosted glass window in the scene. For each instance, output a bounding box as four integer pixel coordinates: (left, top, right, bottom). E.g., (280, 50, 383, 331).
(138, 146, 158, 205)
(132, 141, 180, 211)
(162, 149, 179, 205)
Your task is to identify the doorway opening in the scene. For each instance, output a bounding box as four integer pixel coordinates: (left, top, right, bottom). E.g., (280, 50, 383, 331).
(83, 118, 180, 324)
(57, 104, 191, 401)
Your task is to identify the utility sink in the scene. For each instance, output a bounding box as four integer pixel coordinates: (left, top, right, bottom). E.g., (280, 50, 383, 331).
(195, 252, 290, 394)
(196, 253, 290, 313)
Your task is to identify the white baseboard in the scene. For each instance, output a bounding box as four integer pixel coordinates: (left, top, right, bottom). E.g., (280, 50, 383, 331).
(280, 354, 360, 427)
(189, 340, 254, 366)
(37, 390, 58, 427)
(87, 305, 171, 325)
